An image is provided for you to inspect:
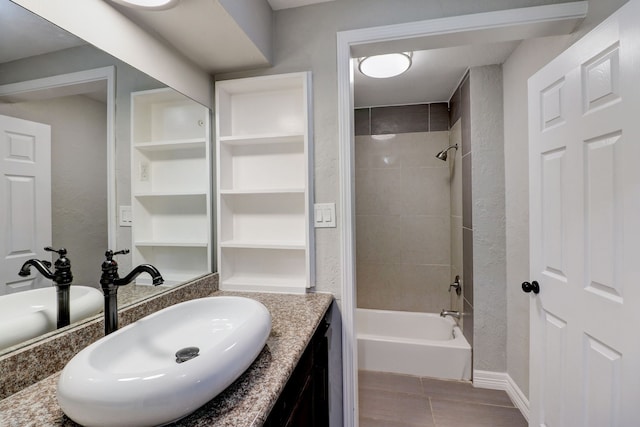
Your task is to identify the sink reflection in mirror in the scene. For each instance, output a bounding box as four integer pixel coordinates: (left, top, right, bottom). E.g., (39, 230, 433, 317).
(57, 296, 271, 427)
(0, 0, 211, 357)
(0, 286, 102, 352)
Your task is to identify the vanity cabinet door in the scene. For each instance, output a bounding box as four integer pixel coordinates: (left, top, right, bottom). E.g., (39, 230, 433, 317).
(264, 318, 329, 427)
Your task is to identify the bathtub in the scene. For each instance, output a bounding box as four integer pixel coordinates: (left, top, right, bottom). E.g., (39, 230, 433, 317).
(357, 308, 471, 380)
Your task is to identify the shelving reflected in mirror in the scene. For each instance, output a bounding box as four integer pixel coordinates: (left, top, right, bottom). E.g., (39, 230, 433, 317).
(0, 0, 211, 357)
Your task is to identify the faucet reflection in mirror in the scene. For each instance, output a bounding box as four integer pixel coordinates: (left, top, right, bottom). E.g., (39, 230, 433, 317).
(100, 249, 164, 335)
(19, 247, 73, 329)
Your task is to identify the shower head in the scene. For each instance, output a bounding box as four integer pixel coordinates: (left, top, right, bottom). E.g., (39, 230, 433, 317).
(435, 144, 458, 161)
(435, 150, 449, 161)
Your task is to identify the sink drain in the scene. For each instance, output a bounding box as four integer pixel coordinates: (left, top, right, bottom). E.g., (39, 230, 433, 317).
(175, 346, 200, 363)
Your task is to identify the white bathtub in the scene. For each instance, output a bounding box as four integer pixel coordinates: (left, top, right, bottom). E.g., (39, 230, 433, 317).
(357, 308, 471, 380)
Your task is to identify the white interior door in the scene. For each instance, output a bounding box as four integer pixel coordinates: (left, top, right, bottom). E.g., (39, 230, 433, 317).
(528, 1, 640, 425)
(0, 115, 52, 295)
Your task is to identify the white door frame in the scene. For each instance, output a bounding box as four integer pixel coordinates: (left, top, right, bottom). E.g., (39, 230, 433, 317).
(335, 3, 587, 426)
(0, 66, 117, 249)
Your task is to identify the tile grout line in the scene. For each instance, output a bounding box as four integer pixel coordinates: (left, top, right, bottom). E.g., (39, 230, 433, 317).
(427, 396, 518, 409)
(428, 396, 437, 427)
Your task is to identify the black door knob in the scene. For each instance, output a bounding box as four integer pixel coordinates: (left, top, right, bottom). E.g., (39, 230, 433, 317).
(522, 281, 540, 294)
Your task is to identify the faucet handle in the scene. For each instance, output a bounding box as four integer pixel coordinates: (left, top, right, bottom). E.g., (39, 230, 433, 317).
(44, 247, 67, 256)
(101, 249, 129, 286)
(448, 275, 462, 296)
(104, 249, 130, 261)
(44, 247, 72, 285)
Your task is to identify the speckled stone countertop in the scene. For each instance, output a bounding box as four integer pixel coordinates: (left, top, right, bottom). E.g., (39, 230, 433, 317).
(0, 290, 334, 427)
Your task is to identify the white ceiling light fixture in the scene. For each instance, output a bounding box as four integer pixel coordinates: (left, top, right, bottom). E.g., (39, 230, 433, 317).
(108, 0, 180, 10)
(358, 52, 413, 79)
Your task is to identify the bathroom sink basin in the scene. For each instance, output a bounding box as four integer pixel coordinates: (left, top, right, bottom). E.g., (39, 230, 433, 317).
(0, 286, 103, 351)
(57, 296, 272, 427)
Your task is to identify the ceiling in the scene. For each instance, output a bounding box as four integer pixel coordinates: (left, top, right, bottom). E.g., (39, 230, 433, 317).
(100, 0, 582, 108)
(353, 41, 519, 107)
(3, 0, 583, 108)
(105, 0, 337, 74)
(0, 0, 85, 63)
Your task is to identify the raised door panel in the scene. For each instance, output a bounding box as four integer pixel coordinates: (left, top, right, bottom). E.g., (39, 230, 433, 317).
(0, 115, 51, 294)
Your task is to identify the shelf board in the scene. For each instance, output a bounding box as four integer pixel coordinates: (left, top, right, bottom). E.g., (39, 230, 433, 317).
(219, 133, 304, 146)
(135, 241, 208, 247)
(220, 240, 306, 250)
(134, 191, 207, 198)
(219, 188, 305, 195)
(220, 276, 308, 293)
(133, 138, 206, 151)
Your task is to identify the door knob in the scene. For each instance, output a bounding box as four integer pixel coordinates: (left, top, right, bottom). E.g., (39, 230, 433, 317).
(522, 281, 540, 294)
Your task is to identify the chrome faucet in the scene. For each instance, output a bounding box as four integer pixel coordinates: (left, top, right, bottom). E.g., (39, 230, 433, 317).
(440, 309, 461, 319)
(100, 249, 164, 335)
(19, 247, 73, 329)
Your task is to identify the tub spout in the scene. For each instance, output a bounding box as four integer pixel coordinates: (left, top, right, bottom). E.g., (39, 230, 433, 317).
(440, 309, 461, 319)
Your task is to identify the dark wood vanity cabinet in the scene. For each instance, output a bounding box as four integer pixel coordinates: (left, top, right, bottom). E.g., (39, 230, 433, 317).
(264, 315, 330, 427)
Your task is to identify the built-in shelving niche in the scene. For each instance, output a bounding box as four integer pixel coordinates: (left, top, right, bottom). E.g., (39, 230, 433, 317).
(131, 88, 211, 285)
(216, 72, 314, 293)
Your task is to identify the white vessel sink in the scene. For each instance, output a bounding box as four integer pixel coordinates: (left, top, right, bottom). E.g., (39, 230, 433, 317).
(57, 296, 272, 427)
(0, 286, 103, 351)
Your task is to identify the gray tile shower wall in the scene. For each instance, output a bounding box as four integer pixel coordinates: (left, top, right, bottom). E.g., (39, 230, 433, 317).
(355, 130, 451, 313)
(429, 103, 449, 132)
(371, 105, 429, 134)
(355, 108, 371, 136)
(355, 102, 455, 314)
(355, 103, 449, 136)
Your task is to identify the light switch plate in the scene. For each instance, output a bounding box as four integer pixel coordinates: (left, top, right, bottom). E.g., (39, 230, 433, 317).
(314, 203, 336, 228)
(119, 205, 132, 227)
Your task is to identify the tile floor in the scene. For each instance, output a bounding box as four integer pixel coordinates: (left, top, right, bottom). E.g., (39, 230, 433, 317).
(359, 370, 527, 427)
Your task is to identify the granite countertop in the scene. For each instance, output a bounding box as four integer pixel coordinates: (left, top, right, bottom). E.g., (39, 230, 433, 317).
(0, 290, 333, 427)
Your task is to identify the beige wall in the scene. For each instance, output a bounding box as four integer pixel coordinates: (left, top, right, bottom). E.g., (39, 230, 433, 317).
(217, 0, 577, 304)
(0, 95, 108, 287)
(213, 0, 634, 404)
(0, 45, 165, 274)
(355, 131, 451, 312)
(469, 65, 506, 372)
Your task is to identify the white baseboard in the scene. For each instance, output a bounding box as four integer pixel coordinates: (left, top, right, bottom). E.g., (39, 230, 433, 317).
(473, 370, 529, 422)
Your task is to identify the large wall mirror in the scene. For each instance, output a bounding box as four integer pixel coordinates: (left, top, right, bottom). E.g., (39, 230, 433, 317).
(0, 0, 212, 356)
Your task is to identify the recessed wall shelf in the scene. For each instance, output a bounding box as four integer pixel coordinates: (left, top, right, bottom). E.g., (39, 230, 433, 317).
(219, 133, 304, 146)
(216, 72, 315, 293)
(134, 138, 206, 151)
(219, 188, 305, 195)
(131, 87, 211, 285)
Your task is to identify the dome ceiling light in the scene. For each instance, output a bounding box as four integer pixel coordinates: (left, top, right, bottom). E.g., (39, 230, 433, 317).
(358, 52, 413, 79)
(107, 0, 180, 10)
